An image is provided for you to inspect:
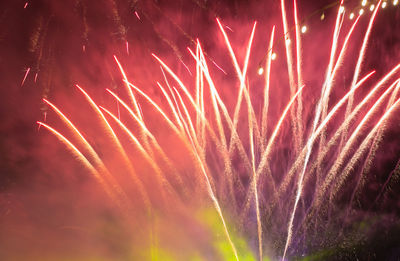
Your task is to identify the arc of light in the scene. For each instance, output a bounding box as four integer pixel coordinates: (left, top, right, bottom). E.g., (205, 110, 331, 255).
(75, 84, 151, 209)
(100, 106, 173, 196)
(37, 121, 121, 207)
(42, 98, 126, 198)
(107, 87, 184, 188)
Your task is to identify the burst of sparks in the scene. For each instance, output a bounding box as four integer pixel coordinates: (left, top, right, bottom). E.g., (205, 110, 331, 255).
(39, 1, 400, 260)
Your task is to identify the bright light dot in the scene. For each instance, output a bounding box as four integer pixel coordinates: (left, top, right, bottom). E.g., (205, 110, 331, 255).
(339, 6, 345, 14)
(361, 0, 367, 6)
(257, 67, 264, 75)
(370, 4, 375, 11)
(285, 38, 291, 44)
(394, 0, 399, 6)
(349, 13, 355, 19)
(359, 9, 364, 15)
(301, 25, 307, 33)
(382, 2, 387, 8)
(320, 12, 325, 20)
(271, 52, 277, 60)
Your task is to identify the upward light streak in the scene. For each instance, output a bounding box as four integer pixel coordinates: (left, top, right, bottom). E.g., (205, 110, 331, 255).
(261, 26, 275, 149)
(216, 19, 259, 145)
(294, 0, 304, 147)
(281, 0, 300, 152)
(343, 0, 381, 142)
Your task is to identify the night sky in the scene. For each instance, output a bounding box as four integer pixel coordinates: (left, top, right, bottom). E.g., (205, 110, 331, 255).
(1, 0, 400, 260)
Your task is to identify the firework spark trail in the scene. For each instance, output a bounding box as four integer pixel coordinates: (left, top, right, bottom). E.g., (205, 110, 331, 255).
(187, 43, 254, 179)
(282, 37, 371, 258)
(99, 106, 175, 202)
(141, 56, 239, 259)
(36, 2, 400, 258)
(282, 81, 322, 260)
(106, 88, 184, 191)
(125, 83, 199, 190)
(314, 2, 345, 192)
(187, 46, 254, 259)
(294, 0, 304, 148)
(216, 19, 261, 150)
(244, 85, 306, 217)
(158, 70, 234, 184)
(192, 42, 258, 177)
(280, 0, 300, 153)
(21, 67, 30, 86)
(42, 99, 129, 202)
(276, 71, 378, 210)
(210, 59, 227, 75)
(74, 85, 151, 209)
(114, 57, 142, 119)
(320, 0, 345, 119)
(37, 122, 123, 209)
(195, 44, 207, 150)
(330, 97, 400, 202)
(277, 63, 400, 203)
(319, 13, 361, 122)
(314, 13, 361, 196)
(342, 0, 381, 144)
(128, 78, 221, 168)
(192, 140, 240, 261)
(195, 43, 240, 205)
(346, 80, 400, 216)
(156, 82, 185, 131)
(316, 78, 400, 208)
(134, 11, 140, 20)
(157, 80, 237, 255)
(160, 47, 253, 196)
(173, 87, 203, 153)
(317, 1, 344, 157)
(247, 70, 263, 260)
(293, 74, 399, 212)
(373, 141, 400, 207)
(126, 80, 216, 194)
(195, 45, 202, 141)
(114, 56, 155, 156)
(261, 26, 275, 150)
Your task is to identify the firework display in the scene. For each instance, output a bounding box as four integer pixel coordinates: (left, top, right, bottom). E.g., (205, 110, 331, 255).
(1, 0, 400, 260)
